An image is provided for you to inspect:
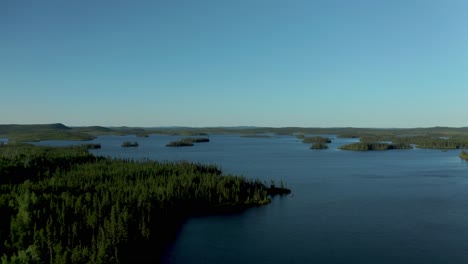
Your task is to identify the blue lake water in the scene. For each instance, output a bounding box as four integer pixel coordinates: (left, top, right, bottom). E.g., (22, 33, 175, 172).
(33, 135, 468, 264)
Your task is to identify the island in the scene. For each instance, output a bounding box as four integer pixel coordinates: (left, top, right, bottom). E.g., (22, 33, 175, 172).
(0, 144, 290, 263)
(310, 143, 329, 149)
(2, 124, 468, 151)
(166, 137, 210, 147)
(339, 142, 413, 151)
(300, 136, 331, 150)
(121, 141, 139, 147)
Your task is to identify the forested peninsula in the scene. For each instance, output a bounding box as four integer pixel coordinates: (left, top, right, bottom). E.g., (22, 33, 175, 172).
(0, 144, 290, 263)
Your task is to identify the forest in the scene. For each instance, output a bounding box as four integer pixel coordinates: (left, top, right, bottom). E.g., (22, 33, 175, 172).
(355, 135, 468, 150)
(3, 123, 468, 144)
(339, 142, 413, 151)
(0, 144, 289, 263)
(337, 135, 468, 151)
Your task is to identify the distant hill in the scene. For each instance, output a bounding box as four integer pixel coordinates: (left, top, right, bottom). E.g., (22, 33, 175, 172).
(72, 126, 114, 135)
(73, 126, 112, 132)
(0, 123, 71, 133)
(2, 124, 468, 143)
(0, 123, 92, 142)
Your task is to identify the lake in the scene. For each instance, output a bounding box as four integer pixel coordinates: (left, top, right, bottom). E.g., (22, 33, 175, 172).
(33, 134, 468, 264)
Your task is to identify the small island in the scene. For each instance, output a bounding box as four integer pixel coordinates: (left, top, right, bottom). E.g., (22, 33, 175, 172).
(166, 137, 210, 147)
(121, 141, 139, 147)
(339, 142, 413, 151)
(300, 136, 331, 150)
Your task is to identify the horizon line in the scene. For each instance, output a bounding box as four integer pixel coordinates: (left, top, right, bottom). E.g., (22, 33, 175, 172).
(1, 123, 468, 130)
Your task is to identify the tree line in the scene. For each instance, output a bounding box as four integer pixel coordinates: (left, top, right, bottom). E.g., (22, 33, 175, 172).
(357, 135, 468, 149)
(339, 142, 412, 151)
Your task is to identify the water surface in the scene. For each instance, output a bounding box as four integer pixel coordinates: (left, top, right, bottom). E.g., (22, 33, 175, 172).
(34, 135, 468, 264)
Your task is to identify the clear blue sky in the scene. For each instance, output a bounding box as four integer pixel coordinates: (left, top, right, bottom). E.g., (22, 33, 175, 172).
(2, 0, 468, 127)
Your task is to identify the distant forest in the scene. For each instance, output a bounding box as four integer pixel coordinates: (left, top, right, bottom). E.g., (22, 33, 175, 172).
(3, 123, 468, 144)
(1, 124, 468, 262)
(2, 124, 468, 152)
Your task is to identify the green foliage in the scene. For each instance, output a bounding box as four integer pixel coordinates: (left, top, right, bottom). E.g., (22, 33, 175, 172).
(342, 134, 468, 150)
(407, 137, 468, 149)
(4, 124, 468, 147)
(166, 137, 209, 147)
(299, 136, 331, 150)
(310, 143, 328, 149)
(359, 135, 468, 150)
(339, 142, 413, 151)
(0, 145, 288, 263)
(302, 136, 332, 144)
(0, 124, 94, 142)
(460, 151, 468, 160)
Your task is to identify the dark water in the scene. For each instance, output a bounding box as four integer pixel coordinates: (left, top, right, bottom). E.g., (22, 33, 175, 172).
(33, 135, 468, 264)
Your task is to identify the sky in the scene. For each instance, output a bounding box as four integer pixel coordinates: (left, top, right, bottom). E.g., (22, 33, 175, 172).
(1, 0, 468, 128)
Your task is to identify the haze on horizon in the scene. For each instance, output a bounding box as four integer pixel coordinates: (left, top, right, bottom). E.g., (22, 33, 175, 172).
(2, 0, 468, 128)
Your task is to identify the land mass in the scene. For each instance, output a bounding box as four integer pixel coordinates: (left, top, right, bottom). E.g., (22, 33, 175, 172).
(339, 142, 413, 151)
(0, 144, 290, 263)
(166, 137, 210, 147)
(301, 136, 332, 150)
(2, 124, 468, 150)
